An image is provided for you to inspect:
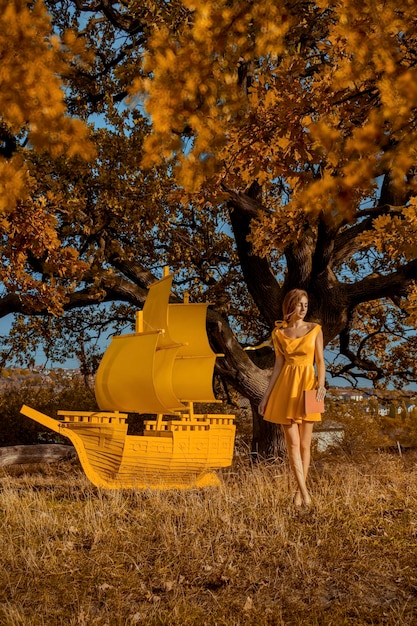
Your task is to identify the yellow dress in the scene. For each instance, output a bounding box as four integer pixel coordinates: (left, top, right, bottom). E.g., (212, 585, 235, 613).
(263, 323, 322, 425)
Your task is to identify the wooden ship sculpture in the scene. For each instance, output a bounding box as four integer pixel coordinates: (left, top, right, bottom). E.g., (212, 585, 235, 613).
(21, 269, 236, 489)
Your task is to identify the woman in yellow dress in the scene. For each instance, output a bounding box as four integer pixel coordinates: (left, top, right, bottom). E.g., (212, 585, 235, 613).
(258, 289, 326, 507)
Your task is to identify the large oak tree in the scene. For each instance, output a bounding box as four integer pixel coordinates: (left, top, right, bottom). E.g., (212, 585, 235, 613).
(2, 0, 417, 456)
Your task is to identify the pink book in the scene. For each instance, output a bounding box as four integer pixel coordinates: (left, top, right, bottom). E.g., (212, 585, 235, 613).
(304, 389, 325, 414)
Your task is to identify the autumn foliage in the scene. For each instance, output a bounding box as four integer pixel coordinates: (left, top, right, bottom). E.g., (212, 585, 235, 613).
(138, 0, 417, 211)
(0, 0, 94, 312)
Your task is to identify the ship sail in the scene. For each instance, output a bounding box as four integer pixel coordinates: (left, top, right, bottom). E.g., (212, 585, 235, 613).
(94, 273, 217, 414)
(168, 303, 217, 403)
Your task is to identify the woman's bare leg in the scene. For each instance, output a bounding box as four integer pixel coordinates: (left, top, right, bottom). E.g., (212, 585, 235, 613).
(300, 420, 314, 478)
(293, 421, 314, 506)
(281, 422, 311, 506)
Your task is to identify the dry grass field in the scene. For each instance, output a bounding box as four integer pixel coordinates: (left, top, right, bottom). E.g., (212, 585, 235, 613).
(1, 447, 417, 626)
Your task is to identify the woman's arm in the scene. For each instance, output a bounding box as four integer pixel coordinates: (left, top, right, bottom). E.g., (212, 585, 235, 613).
(258, 352, 284, 415)
(314, 328, 326, 401)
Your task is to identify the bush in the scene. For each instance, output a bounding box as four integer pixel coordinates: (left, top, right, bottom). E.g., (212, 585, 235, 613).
(319, 394, 417, 458)
(379, 408, 417, 449)
(320, 396, 392, 457)
(0, 373, 98, 446)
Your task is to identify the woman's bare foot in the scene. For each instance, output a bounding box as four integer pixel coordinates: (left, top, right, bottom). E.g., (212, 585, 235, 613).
(303, 493, 312, 508)
(293, 490, 303, 507)
(294, 490, 311, 508)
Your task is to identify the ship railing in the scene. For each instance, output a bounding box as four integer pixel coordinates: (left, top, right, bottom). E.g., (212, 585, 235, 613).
(144, 413, 235, 432)
(57, 411, 128, 425)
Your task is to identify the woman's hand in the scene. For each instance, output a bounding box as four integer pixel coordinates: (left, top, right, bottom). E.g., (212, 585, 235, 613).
(316, 386, 326, 402)
(258, 397, 268, 416)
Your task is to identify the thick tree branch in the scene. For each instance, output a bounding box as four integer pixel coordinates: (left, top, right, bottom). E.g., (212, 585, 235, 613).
(0, 123, 17, 159)
(0, 293, 27, 318)
(66, 277, 148, 310)
(207, 308, 268, 403)
(226, 183, 282, 326)
(0, 274, 149, 319)
(333, 205, 404, 266)
(74, 0, 144, 34)
(284, 235, 314, 289)
(108, 257, 161, 290)
(222, 184, 270, 217)
(311, 213, 339, 278)
(338, 324, 385, 381)
(345, 259, 417, 307)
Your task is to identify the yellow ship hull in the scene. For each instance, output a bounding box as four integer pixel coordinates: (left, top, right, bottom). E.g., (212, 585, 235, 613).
(20, 405, 236, 490)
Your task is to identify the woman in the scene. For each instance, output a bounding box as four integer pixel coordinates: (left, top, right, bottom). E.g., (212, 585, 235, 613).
(258, 289, 326, 507)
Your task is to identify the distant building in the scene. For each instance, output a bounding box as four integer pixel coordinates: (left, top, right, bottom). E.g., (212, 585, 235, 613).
(330, 388, 364, 402)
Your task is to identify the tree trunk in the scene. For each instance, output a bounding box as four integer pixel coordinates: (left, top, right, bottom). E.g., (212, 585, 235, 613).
(208, 309, 287, 460)
(0, 444, 76, 466)
(250, 402, 286, 461)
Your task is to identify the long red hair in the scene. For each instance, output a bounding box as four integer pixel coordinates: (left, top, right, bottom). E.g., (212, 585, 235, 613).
(282, 289, 308, 322)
